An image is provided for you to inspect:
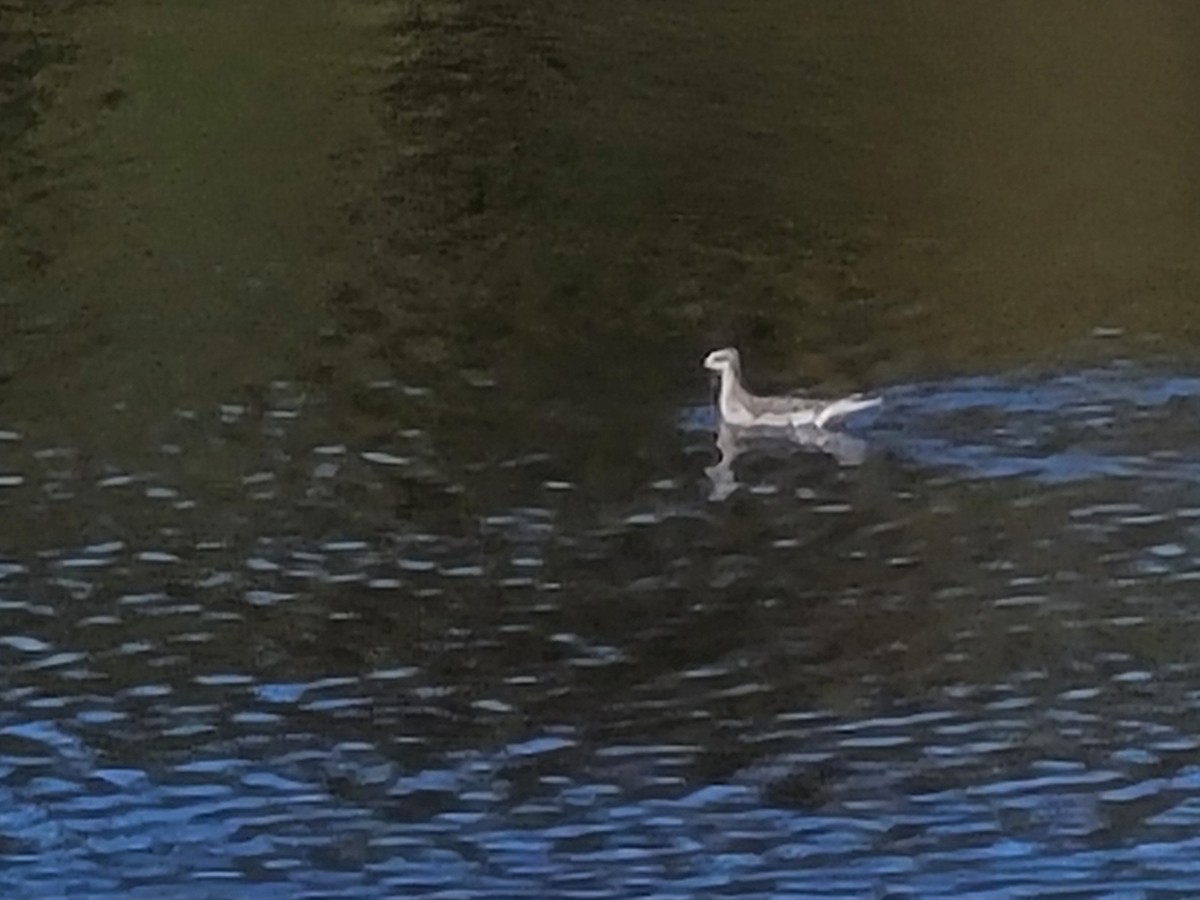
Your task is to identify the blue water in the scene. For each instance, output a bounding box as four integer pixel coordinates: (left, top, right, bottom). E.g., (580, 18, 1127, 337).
(684, 362, 1200, 485)
(2, 362, 1200, 896)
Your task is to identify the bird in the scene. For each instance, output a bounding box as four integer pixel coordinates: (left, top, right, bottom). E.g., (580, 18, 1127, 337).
(703, 347, 880, 429)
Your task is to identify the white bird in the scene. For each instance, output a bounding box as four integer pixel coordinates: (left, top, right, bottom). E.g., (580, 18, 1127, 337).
(703, 347, 880, 429)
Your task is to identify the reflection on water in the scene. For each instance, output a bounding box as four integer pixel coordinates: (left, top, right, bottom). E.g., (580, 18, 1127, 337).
(9, 0, 1200, 896)
(880, 365, 1200, 483)
(696, 360, 1200, 501)
(1, 361, 1200, 895)
(691, 419, 871, 502)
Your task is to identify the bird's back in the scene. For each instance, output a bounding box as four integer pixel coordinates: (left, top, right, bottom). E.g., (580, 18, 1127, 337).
(743, 392, 828, 417)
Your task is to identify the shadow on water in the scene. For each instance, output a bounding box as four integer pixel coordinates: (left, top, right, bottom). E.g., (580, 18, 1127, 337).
(8, 0, 1200, 896)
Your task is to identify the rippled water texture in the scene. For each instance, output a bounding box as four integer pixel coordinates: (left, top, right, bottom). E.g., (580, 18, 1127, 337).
(3, 363, 1200, 896)
(7, 1, 1200, 897)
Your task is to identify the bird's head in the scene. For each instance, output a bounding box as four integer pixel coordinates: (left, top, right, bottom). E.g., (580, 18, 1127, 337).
(703, 347, 741, 374)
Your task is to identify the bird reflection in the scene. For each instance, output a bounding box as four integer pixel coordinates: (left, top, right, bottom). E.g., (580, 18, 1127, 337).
(705, 420, 869, 501)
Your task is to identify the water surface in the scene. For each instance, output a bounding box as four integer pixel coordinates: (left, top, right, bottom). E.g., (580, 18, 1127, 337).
(4, 1, 1200, 896)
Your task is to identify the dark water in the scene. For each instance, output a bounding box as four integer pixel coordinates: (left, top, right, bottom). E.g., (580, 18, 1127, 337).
(7, 1, 1200, 897)
(7, 359, 1200, 897)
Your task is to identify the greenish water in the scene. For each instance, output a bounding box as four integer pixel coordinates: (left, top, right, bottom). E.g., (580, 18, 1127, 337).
(1, 0, 383, 437)
(5, 1, 1200, 896)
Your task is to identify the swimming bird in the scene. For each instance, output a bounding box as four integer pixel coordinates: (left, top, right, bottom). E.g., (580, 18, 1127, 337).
(703, 347, 880, 429)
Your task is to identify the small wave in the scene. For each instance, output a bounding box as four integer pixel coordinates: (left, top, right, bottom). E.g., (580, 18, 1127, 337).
(687, 363, 1200, 483)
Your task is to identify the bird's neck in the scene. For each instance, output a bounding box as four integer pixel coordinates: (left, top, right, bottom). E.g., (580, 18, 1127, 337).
(718, 364, 749, 414)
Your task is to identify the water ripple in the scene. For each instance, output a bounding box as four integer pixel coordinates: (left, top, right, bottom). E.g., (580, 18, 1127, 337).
(0, 364, 1196, 894)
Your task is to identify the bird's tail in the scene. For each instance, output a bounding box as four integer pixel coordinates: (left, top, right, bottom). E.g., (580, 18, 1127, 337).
(815, 395, 881, 429)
